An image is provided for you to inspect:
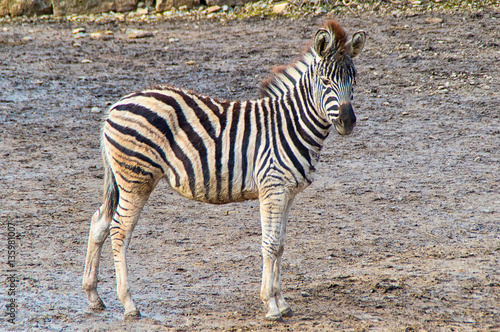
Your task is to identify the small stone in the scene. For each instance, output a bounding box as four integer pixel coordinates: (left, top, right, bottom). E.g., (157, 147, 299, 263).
(425, 17, 443, 24)
(22, 36, 32, 41)
(273, 2, 288, 14)
(222, 5, 229, 11)
(315, 7, 326, 14)
(81, 59, 92, 63)
(127, 29, 153, 39)
(168, 37, 180, 43)
(73, 42, 82, 48)
(90, 107, 101, 113)
(90, 32, 102, 39)
(72, 27, 86, 34)
(207, 5, 221, 14)
(74, 32, 87, 39)
(136, 8, 148, 15)
(104, 30, 114, 35)
(185, 60, 196, 65)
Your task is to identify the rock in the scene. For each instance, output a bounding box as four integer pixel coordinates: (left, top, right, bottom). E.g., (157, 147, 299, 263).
(273, 2, 288, 14)
(205, 0, 247, 7)
(126, 28, 153, 38)
(206, 5, 220, 13)
(74, 32, 87, 39)
(315, 6, 326, 14)
(0, 0, 52, 17)
(81, 59, 93, 63)
(72, 27, 86, 34)
(425, 17, 443, 24)
(90, 32, 113, 40)
(155, 0, 199, 12)
(135, 7, 148, 14)
(185, 60, 196, 65)
(52, 0, 139, 16)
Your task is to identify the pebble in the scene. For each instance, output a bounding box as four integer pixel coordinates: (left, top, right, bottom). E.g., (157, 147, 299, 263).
(426, 17, 443, 24)
(315, 7, 327, 14)
(273, 2, 288, 14)
(72, 27, 86, 34)
(185, 60, 196, 65)
(126, 28, 153, 39)
(90, 31, 113, 40)
(90, 107, 101, 113)
(74, 33, 87, 39)
(207, 5, 221, 14)
(168, 37, 179, 43)
(81, 59, 92, 63)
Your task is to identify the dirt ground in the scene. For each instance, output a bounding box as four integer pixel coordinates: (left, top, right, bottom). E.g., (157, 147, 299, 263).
(1, 8, 499, 332)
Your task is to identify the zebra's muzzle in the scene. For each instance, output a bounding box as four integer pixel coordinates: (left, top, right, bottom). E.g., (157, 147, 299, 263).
(334, 103, 356, 135)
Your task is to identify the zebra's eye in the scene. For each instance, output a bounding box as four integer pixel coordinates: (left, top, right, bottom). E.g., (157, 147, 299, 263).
(321, 77, 332, 86)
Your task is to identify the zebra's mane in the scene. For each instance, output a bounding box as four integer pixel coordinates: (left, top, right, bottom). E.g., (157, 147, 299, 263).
(259, 50, 316, 98)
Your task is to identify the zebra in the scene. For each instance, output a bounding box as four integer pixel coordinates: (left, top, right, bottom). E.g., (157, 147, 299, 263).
(82, 20, 366, 322)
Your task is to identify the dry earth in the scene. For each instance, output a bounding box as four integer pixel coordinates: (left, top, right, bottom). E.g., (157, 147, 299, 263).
(1, 9, 499, 332)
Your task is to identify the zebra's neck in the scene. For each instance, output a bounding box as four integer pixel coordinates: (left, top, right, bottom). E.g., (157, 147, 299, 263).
(258, 50, 332, 157)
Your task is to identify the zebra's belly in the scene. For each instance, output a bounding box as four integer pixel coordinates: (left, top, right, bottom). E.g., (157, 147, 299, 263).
(163, 171, 259, 204)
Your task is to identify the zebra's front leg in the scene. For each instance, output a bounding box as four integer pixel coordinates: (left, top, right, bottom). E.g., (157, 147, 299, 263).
(273, 195, 294, 318)
(259, 192, 293, 321)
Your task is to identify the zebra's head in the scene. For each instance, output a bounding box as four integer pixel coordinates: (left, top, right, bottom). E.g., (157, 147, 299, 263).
(312, 21, 366, 135)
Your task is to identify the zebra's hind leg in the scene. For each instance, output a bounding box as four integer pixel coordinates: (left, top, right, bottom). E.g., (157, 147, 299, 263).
(83, 206, 112, 311)
(110, 189, 153, 321)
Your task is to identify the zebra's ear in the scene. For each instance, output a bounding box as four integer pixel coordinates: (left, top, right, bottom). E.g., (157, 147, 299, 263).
(313, 29, 333, 58)
(346, 31, 366, 58)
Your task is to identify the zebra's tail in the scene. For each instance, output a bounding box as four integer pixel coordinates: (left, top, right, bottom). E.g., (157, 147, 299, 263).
(102, 150, 119, 221)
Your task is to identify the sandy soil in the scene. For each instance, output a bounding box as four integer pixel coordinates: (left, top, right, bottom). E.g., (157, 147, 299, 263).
(1, 9, 499, 331)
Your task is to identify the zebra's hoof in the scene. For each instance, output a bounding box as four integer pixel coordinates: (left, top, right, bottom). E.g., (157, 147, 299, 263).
(124, 309, 141, 321)
(280, 307, 293, 318)
(88, 299, 106, 311)
(265, 312, 283, 322)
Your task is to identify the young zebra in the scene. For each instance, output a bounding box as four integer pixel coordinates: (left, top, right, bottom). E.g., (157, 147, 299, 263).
(83, 20, 366, 321)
